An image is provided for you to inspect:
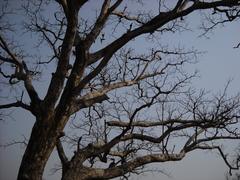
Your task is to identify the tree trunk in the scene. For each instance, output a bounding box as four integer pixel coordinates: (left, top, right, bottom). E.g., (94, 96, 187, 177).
(17, 118, 59, 180)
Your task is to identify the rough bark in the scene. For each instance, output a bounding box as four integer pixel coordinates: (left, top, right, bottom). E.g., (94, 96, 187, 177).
(17, 108, 71, 180)
(17, 120, 56, 180)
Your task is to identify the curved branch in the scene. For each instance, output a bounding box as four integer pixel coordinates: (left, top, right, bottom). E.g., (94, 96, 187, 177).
(0, 36, 41, 105)
(88, 0, 240, 65)
(91, 152, 186, 179)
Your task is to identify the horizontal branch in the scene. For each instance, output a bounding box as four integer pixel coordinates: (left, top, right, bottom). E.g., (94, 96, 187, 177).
(91, 152, 186, 179)
(109, 149, 136, 158)
(0, 101, 31, 111)
(70, 64, 175, 113)
(107, 119, 196, 127)
(71, 93, 109, 113)
(185, 135, 240, 152)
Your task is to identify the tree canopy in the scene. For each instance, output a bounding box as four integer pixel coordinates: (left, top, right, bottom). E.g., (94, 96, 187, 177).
(0, 0, 240, 180)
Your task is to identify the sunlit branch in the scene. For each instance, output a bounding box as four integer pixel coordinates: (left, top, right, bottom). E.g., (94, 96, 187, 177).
(111, 11, 145, 25)
(107, 119, 197, 127)
(90, 152, 186, 179)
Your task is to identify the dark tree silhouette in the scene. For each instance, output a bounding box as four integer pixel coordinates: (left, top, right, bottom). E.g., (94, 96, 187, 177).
(0, 0, 240, 180)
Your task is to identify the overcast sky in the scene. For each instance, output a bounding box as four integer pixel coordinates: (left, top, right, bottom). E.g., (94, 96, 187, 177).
(0, 1, 240, 180)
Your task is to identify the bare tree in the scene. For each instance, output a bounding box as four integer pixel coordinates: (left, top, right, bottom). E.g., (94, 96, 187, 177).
(0, 0, 240, 180)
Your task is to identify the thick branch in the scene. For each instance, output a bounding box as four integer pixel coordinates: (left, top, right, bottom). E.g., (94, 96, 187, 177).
(91, 152, 186, 179)
(71, 63, 176, 113)
(107, 119, 197, 127)
(43, 2, 79, 108)
(84, 0, 110, 48)
(71, 94, 109, 113)
(88, 0, 240, 65)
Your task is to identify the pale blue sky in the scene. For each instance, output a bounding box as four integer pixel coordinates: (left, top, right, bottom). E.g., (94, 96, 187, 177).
(0, 1, 240, 180)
